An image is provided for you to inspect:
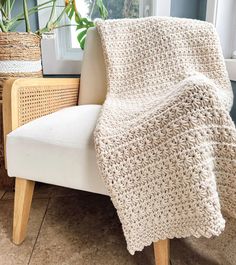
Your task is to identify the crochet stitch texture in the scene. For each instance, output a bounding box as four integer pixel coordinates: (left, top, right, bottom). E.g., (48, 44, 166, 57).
(94, 17, 236, 254)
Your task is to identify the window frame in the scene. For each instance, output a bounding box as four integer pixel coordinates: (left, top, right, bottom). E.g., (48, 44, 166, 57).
(206, 0, 236, 81)
(206, 0, 218, 25)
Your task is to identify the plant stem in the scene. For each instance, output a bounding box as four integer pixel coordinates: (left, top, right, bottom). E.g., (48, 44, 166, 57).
(0, 8, 8, 20)
(38, 3, 71, 35)
(46, 0, 57, 29)
(6, 0, 11, 19)
(89, 0, 96, 19)
(7, 0, 55, 31)
(23, 0, 31, 32)
(8, 6, 55, 32)
(54, 23, 77, 29)
(53, 4, 71, 26)
(10, 0, 16, 12)
(37, 23, 75, 34)
(0, 20, 7, 32)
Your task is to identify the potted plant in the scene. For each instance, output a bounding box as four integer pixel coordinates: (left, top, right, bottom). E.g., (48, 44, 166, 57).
(0, 0, 78, 91)
(0, 0, 108, 92)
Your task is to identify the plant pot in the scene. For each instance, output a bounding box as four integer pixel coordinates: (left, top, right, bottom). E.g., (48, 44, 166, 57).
(0, 32, 43, 189)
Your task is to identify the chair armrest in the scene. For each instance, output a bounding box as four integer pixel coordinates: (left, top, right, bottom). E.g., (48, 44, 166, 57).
(2, 78, 79, 155)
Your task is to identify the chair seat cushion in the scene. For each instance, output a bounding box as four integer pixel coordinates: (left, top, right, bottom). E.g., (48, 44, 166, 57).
(7, 105, 108, 195)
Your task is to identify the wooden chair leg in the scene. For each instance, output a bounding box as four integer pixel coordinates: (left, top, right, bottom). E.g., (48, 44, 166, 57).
(13, 178, 35, 245)
(154, 239, 170, 265)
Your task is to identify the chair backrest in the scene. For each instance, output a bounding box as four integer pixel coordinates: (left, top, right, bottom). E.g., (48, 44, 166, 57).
(78, 27, 107, 105)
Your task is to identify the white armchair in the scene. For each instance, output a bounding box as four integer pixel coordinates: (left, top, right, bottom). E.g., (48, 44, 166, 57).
(3, 28, 170, 265)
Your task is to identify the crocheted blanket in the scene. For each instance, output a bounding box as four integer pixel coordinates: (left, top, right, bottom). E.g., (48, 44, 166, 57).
(94, 17, 236, 254)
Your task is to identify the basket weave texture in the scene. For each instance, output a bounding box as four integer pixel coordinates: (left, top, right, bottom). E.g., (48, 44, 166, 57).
(0, 32, 42, 99)
(0, 32, 43, 189)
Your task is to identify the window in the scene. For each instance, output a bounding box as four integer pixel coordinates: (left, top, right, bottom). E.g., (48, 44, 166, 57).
(38, 0, 171, 75)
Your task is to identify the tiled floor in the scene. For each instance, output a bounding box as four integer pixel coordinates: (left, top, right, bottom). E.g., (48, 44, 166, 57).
(0, 184, 235, 265)
(0, 184, 154, 265)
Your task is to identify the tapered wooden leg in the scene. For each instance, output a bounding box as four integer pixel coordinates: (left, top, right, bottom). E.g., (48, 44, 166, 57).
(154, 239, 170, 265)
(13, 178, 35, 245)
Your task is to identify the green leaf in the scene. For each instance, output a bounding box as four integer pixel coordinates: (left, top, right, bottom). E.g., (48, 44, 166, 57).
(80, 35, 86, 50)
(74, 12, 83, 24)
(67, 5, 74, 19)
(77, 28, 87, 49)
(83, 18, 94, 27)
(77, 28, 87, 42)
(65, 0, 106, 49)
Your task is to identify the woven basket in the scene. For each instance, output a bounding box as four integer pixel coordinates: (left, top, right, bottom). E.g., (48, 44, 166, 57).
(0, 32, 42, 97)
(0, 32, 43, 189)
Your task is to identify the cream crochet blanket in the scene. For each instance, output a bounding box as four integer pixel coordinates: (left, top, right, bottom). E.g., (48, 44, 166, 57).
(94, 17, 236, 254)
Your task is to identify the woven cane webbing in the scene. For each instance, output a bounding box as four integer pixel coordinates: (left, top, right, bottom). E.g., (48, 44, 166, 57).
(14, 85, 79, 127)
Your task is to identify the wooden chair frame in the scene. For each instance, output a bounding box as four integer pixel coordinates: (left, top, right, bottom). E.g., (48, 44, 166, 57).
(3, 78, 170, 265)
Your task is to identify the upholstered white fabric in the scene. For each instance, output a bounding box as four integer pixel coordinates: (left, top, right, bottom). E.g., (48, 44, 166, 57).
(7, 105, 107, 195)
(79, 27, 107, 105)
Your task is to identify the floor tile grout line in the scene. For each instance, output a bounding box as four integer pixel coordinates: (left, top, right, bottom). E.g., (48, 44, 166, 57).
(27, 197, 51, 265)
(0, 191, 6, 200)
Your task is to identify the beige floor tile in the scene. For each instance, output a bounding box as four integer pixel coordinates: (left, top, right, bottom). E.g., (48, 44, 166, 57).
(2, 183, 81, 200)
(170, 238, 217, 265)
(0, 198, 49, 265)
(0, 190, 5, 199)
(29, 192, 152, 265)
(171, 215, 236, 265)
